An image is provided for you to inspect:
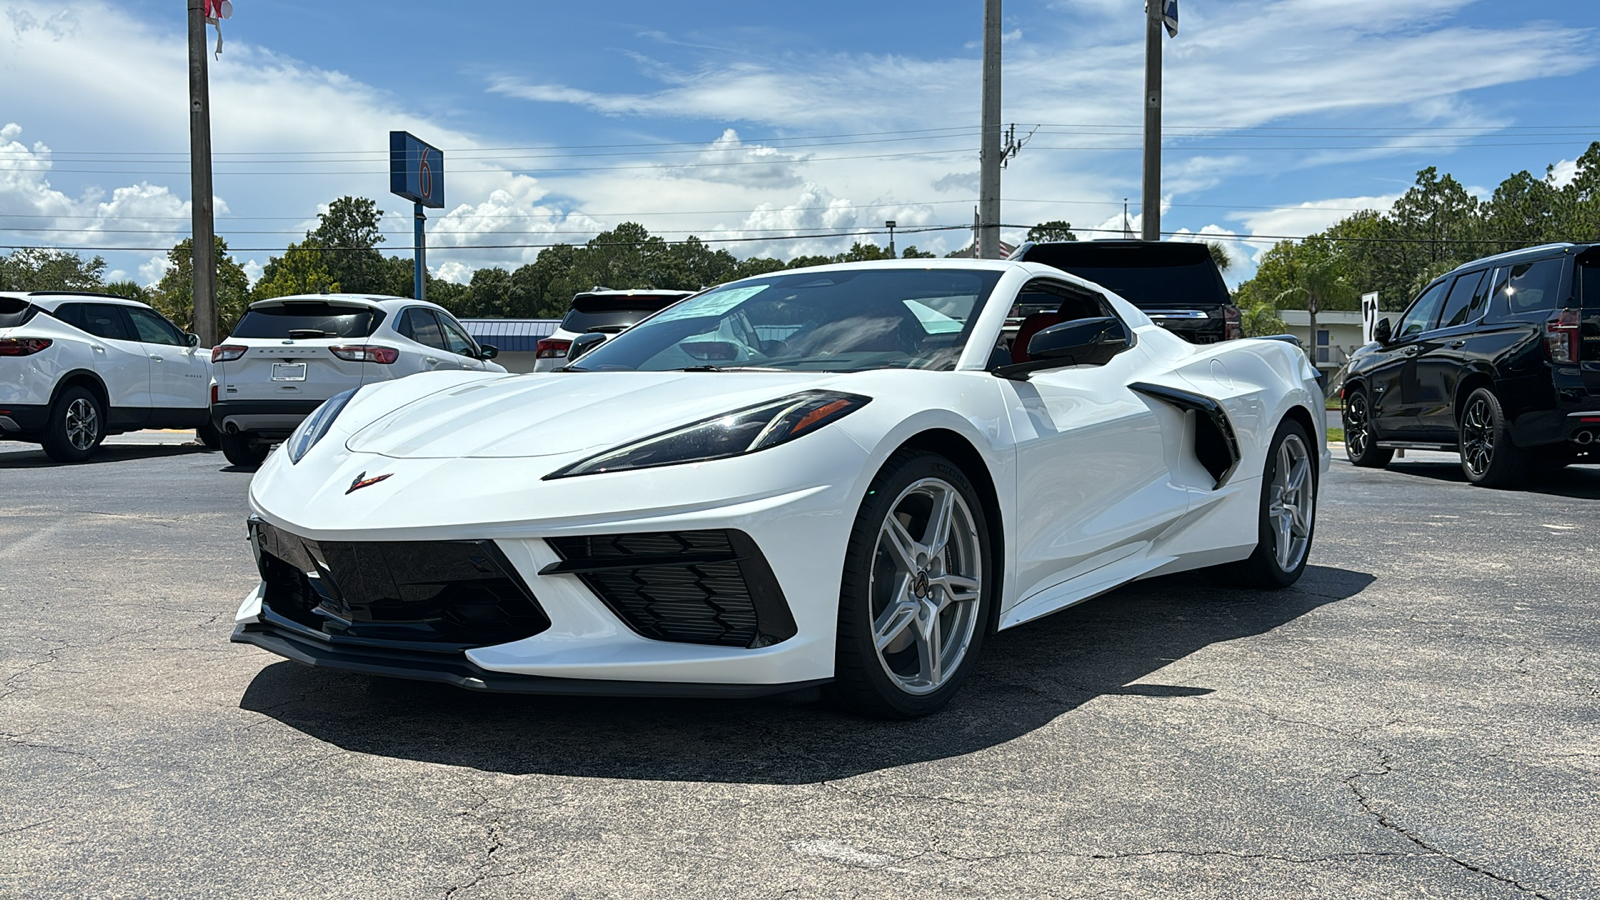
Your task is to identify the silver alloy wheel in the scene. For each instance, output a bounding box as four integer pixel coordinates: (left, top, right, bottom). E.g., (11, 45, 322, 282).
(1344, 392, 1372, 457)
(869, 477, 983, 696)
(1268, 433, 1314, 572)
(65, 398, 99, 451)
(1461, 395, 1494, 477)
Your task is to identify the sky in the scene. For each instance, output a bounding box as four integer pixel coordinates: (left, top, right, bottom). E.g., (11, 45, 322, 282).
(1, 0, 1595, 291)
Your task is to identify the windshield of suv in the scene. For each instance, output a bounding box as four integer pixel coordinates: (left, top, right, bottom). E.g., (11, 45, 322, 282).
(230, 302, 382, 339)
(569, 268, 1002, 373)
(561, 295, 689, 334)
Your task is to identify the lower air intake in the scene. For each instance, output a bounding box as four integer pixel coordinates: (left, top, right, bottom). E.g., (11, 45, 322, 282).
(542, 530, 797, 649)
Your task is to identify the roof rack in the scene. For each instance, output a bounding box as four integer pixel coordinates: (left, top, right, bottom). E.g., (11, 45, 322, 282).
(25, 290, 143, 301)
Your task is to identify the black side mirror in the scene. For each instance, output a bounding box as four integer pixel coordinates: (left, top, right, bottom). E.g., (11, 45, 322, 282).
(1027, 317, 1130, 367)
(477, 344, 499, 360)
(186, 333, 201, 347)
(567, 332, 607, 360)
(1374, 318, 1392, 345)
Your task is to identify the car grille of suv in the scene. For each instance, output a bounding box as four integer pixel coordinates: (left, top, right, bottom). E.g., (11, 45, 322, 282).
(542, 530, 797, 649)
(251, 521, 550, 651)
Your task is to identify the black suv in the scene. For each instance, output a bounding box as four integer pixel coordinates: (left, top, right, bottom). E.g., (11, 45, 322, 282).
(1010, 240, 1242, 343)
(1341, 243, 1600, 486)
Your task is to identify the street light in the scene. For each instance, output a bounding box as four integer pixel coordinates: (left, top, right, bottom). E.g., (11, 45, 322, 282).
(885, 220, 897, 258)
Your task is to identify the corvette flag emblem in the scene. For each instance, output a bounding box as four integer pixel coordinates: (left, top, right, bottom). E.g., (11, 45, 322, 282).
(346, 472, 393, 495)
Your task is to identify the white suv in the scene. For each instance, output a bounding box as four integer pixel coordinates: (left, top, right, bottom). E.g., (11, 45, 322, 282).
(209, 294, 507, 467)
(532, 289, 693, 371)
(0, 291, 212, 462)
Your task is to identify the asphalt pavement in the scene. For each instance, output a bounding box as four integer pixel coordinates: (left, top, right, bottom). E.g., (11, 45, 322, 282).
(2, 432, 1597, 898)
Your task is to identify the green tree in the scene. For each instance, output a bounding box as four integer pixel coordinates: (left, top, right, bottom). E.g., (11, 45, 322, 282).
(253, 238, 340, 300)
(311, 196, 387, 294)
(103, 280, 151, 303)
(0, 248, 107, 291)
(1026, 220, 1077, 243)
(151, 236, 251, 337)
(899, 245, 937, 259)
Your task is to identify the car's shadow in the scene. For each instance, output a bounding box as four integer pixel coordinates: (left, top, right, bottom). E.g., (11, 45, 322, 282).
(239, 565, 1374, 784)
(1385, 459, 1600, 500)
(0, 443, 212, 468)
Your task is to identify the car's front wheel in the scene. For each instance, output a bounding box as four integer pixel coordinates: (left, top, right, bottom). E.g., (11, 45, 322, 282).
(1459, 387, 1527, 488)
(829, 450, 993, 719)
(1342, 386, 1392, 468)
(220, 431, 269, 468)
(41, 386, 105, 463)
(197, 419, 222, 450)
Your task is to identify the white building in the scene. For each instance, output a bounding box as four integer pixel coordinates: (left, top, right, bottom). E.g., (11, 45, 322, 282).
(1279, 310, 1367, 372)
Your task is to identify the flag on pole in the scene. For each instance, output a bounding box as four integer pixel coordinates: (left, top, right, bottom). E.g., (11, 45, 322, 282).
(203, 0, 233, 58)
(1162, 0, 1178, 38)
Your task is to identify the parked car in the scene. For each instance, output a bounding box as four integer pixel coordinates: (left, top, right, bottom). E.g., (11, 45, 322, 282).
(209, 294, 505, 468)
(1341, 243, 1600, 487)
(1010, 240, 1243, 344)
(231, 259, 1324, 718)
(533, 289, 693, 371)
(1, 291, 212, 462)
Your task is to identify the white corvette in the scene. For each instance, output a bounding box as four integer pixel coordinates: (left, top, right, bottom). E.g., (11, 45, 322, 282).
(233, 260, 1326, 718)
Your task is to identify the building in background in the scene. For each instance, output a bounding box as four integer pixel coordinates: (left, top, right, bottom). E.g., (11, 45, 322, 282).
(1280, 310, 1367, 373)
(459, 319, 560, 374)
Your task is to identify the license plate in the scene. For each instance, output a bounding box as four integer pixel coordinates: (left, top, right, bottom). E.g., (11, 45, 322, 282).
(272, 363, 307, 382)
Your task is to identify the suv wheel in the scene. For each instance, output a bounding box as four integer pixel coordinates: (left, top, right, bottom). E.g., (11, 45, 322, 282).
(197, 420, 222, 450)
(220, 432, 269, 468)
(1459, 387, 1527, 488)
(41, 386, 105, 463)
(1342, 386, 1392, 468)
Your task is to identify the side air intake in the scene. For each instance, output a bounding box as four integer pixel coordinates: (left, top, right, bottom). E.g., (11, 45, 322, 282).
(1129, 382, 1242, 488)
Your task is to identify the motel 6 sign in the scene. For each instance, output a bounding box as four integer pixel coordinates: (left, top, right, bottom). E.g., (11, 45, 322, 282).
(389, 131, 443, 208)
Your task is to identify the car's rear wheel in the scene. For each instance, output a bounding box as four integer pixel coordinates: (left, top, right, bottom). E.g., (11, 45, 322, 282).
(220, 431, 269, 468)
(828, 450, 993, 719)
(1459, 387, 1527, 488)
(1342, 386, 1392, 468)
(197, 419, 222, 450)
(1213, 418, 1316, 589)
(41, 386, 105, 463)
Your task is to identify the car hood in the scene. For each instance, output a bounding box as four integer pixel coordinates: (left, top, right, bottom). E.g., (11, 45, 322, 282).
(343, 370, 846, 459)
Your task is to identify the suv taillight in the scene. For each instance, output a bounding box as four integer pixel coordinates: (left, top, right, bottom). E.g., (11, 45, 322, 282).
(536, 338, 572, 359)
(212, 344, 247, 363)
(0, 338, 52, 356)
(331, 345, 398, 364)
(1546, 309, 1580, 364)
(1223, 305, 1244, 341)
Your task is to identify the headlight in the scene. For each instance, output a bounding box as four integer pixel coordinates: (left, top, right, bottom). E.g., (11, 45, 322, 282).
(546, 390, 870, 479)
(285, 388, 357, 464)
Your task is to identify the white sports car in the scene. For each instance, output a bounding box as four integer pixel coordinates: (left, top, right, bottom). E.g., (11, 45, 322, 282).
(233, 259, 1326, 718)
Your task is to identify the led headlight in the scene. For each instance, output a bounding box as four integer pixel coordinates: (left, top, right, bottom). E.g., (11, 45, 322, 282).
(547, 390, 870, 479)
(284, 388, 357, 464)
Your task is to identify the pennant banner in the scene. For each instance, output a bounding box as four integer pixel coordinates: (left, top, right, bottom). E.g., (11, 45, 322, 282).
(203, 0, 233, 58)
(1163, 0, 1178, 38)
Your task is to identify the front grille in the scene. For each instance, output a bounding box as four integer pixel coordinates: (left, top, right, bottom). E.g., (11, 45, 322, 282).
(543, 530, 797, 649)
(252, 521, 549, 651)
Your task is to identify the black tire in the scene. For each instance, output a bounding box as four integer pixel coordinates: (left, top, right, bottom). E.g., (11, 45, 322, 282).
(1458, 387, 1528, 488)
(197, 419, 222, 450)
(827, 450, 995, 719)
(1342, 385, 1393, 468)
(220, 431, 269, 468)
(1212, 418, 1317, 589)
(40, 386, 105, 463)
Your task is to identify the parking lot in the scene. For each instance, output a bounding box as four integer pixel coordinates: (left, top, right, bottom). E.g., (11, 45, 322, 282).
(2, 434, 1597, 899)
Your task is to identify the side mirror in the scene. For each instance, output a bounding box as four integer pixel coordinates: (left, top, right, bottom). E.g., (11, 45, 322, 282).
(1026, 317, 1130, 367)
(567, 332, 607, 360)
(186, 333, 201, 347)
(477, 344, 499, 360)
(1374, 318, 1392, 345)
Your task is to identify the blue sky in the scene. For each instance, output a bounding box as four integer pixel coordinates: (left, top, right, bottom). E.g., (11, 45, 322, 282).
(1, 0, 1595, 290)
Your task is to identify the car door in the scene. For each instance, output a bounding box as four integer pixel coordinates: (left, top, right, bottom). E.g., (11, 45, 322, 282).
(1366, 278, 1450, 439)
(1412, 269, 1492, 439)
(436, 312, 487, 371)
(998, 284, 1189, 613)
(62, 303, 153, 426)
(124, 306, 207, 411)
(398, 308, 452, 372)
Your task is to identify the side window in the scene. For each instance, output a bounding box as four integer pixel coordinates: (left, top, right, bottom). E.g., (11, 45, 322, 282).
(402, 309, 447, 351)
(1437, 271, 1485, 330)
(1492, 259, 1566, 315)
(125, 307, 186, 346)
(1395, 280, 1450, 340)
(81, 304, 136, 341)
(438, 315, 479, 357)
(52, 303, 89, 332)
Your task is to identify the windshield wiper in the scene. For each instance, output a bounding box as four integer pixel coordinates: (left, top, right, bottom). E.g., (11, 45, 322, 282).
(676, 365, 789, 373)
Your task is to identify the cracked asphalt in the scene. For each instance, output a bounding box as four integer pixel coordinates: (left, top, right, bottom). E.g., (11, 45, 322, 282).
(2, 433, 1598, 899)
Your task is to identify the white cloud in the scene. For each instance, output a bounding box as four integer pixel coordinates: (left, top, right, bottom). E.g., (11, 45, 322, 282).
(667, 130, 805, 188)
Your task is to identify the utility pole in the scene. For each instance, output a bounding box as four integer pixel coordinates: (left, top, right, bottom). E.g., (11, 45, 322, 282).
(979, 0, 1002, 259)
(1140, 0, 1163, 242)
(885, 220, 897, 258)
(186, 0, 217, 345)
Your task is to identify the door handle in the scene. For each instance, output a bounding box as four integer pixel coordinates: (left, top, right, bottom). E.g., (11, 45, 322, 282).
(92, 345, 105, 353)
(425, 357, 439, 364)
(1403, 346, 1419, 356)
(1449, 340, 1466, 349)
(150, 355, 164, 362)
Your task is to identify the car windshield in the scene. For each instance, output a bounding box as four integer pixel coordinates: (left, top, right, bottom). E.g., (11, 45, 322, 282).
(561, 295, 687, 334)
(568, 268, 1003, 373)
(230, 302, 382, 339)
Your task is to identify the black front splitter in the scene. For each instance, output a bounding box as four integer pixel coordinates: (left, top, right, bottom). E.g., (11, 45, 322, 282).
(232, 622, 828, 699)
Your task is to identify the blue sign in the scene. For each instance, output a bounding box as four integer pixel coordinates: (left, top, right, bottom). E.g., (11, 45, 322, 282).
(389, 131, 443, 208)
